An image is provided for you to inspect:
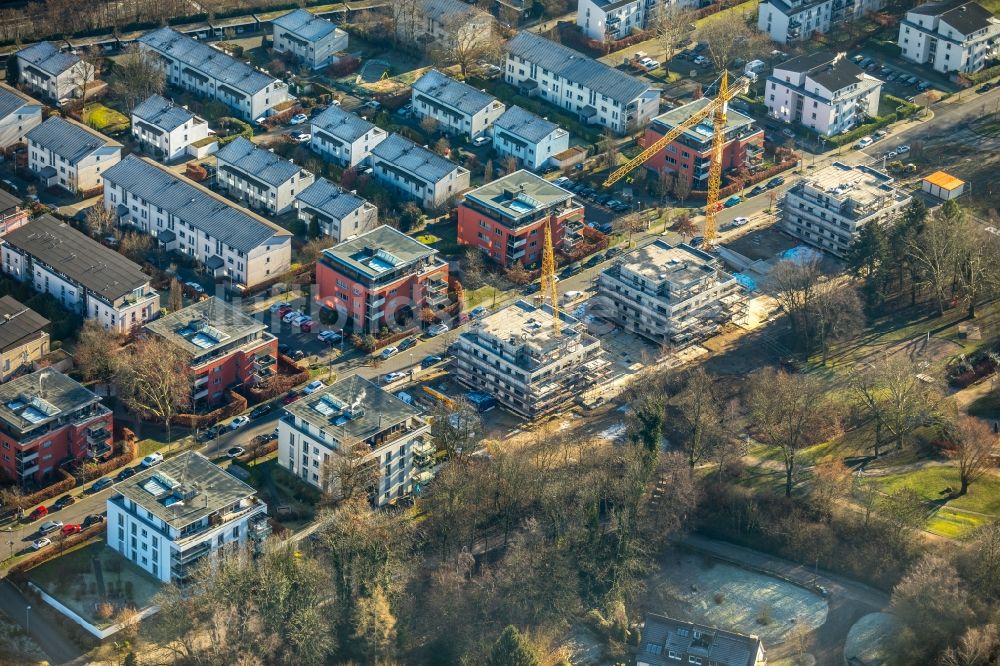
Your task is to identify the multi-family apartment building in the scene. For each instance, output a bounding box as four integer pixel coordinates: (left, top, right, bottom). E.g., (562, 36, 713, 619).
(272, 8, 349, 70)
(780, 161, 912, 257)
(1, 215, 159, 333)
(0, 189, 29, 237)
(643, 98, 764, 189)
(102, 156, 293, 290)
(138, 27, 291, 121)
(636, 613, 767, 666)
(491, 105, 570, 171)
(107, 451, 270, 583)
(15, 41, 90, 105)
(0, 296, 49, 383)
(315, 225, 449, 333)
(369, 133, 470, 210)
(145, 297, 278, 407)
(504, 31, 660, 134)
(0, 368, 112, 487)
(898, 0, 1000, 74)
(758, 0, 886, 44)
(310, 105, 388, 168)
(596, 240, 744, 346)
(766, 52, 882, 136)
(0, 83, 42, 149)
(457, 170, 584, 267)
(577, 0, 697, 41)
(215, 137, 315, 215)
(453, 300, 609, 418)
(131, 94, 211, 162)
(278, 374, 435, 505)
(295, 178, 378, 243)
(414, 0, 496, 50)
(411, 69, 506, 140)
(26, 116, 122, 194)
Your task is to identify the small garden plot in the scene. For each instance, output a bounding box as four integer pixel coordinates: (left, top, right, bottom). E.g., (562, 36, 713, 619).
(645, 552, 828, 644)
(84, 104, 129, 134)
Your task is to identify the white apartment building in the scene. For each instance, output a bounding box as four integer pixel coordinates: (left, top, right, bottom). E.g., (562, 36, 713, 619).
(26, 117, 121, 195)
(15, 41, 90, 105)
(596, 240, 744, 347)
(415, 0, 497, 50)
(452, 300, 610, 418)
(0, 84, 42, 150)
(411, 69, 506, 140)
(504, 31, 660, 134)
(278, 375, 435, 506)
(370, 133, 471, 210)
(491, 105, 570, 171)
(138, 27, 291, 121)
(294, 178, 378, 243)
(781, 161, 913, 257)
(1, 215, 159, 333)
(215, 137, 314, 216)
(103, 155, 292, 290)
(758, 0, 886, 44)
(577, 0, 697, 41)
(898, 0, 1000, 74)
(107, 451, 270, 583)
(310, 105, 388, 167)
(131, 94, 211, 162)
(272, 8, 349, 70)
(766, 52, 882, 136)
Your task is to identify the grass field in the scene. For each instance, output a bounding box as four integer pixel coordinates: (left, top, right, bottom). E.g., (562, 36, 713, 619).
(83, 103, 129, 133)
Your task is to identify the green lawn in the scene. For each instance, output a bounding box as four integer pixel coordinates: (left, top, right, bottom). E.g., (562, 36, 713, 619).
(83, 103, 129, 133)
(416, 221, 461, 256)
(465, 285, 505, 308)
(697, 0, 760, 26)
(873, 466, 1000, 537)
(968, 391, 1000, 419)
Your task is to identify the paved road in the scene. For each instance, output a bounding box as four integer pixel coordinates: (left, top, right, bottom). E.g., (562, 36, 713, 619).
(0, 579, 87, 665)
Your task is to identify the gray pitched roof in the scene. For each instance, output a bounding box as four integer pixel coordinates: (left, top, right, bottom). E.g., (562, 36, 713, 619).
(139, 27, 278, 96)
(505, 31, 651, 104)
(296, 178, 370, 221)
(102, 155, 290, 254)
(412, 69, 500, 116)
(494, 105, 560, 143)
(371, 133, 464, 183)
(0, 188, 21, 215)
(0, 84, 35, 120)
(939, 1, 995, 34)
(215, 137, 305, 187)
(26, 116, 120, 165)
(271, 8, 337, 42)
(132, 94, 196, 132)
(810, 58, 868, 92)
(311, 105, 379, 143)
(638, 613, 763, 666)
(421, 0, 483, 22)
(0, 296, 48, 353)
(774, 50, 839, 73)
(16, 41, 80, 77)
(3, 215, 151, 302)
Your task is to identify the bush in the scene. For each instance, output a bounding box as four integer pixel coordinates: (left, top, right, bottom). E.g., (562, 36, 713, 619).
(714, 592, 726, 604)
(968, 62, 1000, 84)
(216, 117, 253, 146)
(326, 55, 360, 78)
(173, 389, 248, 429)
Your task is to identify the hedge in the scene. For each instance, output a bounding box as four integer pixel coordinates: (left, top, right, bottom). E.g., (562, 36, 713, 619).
(822, 97, 920, 147)
(84, 437, 138, 480)
(8, 523, 107, 582)
(173, 389, 248, 429)
(691, 156, 797, 199)
(20, 468, 76, 511)
(216, 117, 253, 146)
(967, 63, 1000, 84)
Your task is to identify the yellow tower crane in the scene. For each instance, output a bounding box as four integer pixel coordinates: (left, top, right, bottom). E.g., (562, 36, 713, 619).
(602, 72, 750, 245)
(540, 216, 560, 336)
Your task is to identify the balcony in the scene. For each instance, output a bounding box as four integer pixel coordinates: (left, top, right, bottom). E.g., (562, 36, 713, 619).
(194, 388, 209, 400)
(86, 427, 110, 445)
(368, 295, 386, 309)
(508, 236, 527, 249)
(193, 375, 209, 388)
(412, 440, 436, 468)
(506, 248, 526, 261)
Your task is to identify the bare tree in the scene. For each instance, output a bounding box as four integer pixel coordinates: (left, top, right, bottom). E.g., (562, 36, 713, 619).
(74, 320, 123, 383)
(940, 624, 1000, 666)
(430, 398, 482, 460)
(651, 4, 697, 64)
(598, 128, 618, 170)
(114, 335, 191, 442)
(946, 416, 997, 496)
(768, 257, 822, 352)
(954, 216, 1000, 319)
(435, 11, 501, 77)
(696, 16, 769, 71)
(168, 278, 183, 312)
(672, 367, 722, 469)
(809, 280, 865, 364)
(77, 47, 101, 111)
(119, 231, 153, 263)
(353, 586, 397, 662)
(389, 0, 421, 45)
(319, 442, 380, 504)
(613, 211, 644, 247)
(907, 206, 963, 315)
(877, 354, 937, 452)
(891, 554, 975, 662)
(84, 204, 115, 237)
(109, 45, 166, 116)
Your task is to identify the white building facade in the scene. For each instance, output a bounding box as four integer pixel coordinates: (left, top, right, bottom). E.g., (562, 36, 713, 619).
(131, 94, 211, 162)
(898, 0, 1000, 74)
(0, 84, 42, 150)
(26, 117, 121, 194)
(576, 0, 698, 41)
(411, 69, 506, 140)
(295, 178, 378, 243)
(370, 133, 471, 210)
(15, 41, 89, 104)
(272, 8, 349, 70)
(215, 137, 315, 216)
(491, 105, 570, 170)
(758, 0, 887, 44)
(310, 105, 388, 168)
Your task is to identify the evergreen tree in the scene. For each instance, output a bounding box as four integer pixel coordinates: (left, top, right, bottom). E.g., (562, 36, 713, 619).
(487, 626, 540, 666)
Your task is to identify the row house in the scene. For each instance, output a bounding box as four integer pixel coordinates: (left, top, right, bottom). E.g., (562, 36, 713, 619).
(411, 69, 506, 140)
(369, 133, 470, 210)
(294, 177, 378, 243)
(272, 8, 349, 70)
(15, 41, 90, 105)
(215, 136, 315, 215)
(0, 83, 42, 150)
(757, 0, 886, 44)
(309, 104, 388, 168)
(491, 105, 570, 171)
(898, 0, 1000, 74)
(0, 296, 49, 383)
(131, 94, 211, 162)
(102, 156, 292, 290)
(27, 116, 122, 195)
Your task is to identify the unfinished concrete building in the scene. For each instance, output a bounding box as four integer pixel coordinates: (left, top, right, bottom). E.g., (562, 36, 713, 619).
(596, 240, 745, 347)
(452, 300, 610, 418)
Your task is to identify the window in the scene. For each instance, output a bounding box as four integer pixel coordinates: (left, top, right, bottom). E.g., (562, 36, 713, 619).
(688, 657, 702, 665)
(668, 651, 680, 660)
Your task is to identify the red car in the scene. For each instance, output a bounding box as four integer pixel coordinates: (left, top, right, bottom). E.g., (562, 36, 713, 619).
(277, 305, 293, 317)
(28, 505, 48, 521)
(61, 524, 82, 536)
(282, 390, 302, 405)
(300, 320, 314, 333)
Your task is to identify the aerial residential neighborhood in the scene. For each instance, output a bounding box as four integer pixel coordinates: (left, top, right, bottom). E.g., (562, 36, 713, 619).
(0, 0, 996, 662)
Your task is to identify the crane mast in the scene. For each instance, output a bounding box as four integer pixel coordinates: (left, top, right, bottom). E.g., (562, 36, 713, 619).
(541, 217, 560, 336)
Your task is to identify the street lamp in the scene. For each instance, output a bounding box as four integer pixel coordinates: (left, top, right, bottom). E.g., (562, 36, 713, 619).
(25, 605, 30, 633)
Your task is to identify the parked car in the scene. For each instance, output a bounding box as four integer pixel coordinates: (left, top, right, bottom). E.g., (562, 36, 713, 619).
(290, 349, 305, 361)
(282, 390, 301, 405)
(472, 135, 491, 146)
(780, 127, 795, 138)
(292, 314, 312, 327)
(269, 301, 287, 313)
(116, 466, 137, 482)
(61, 524, 82, 536)
(277, 304, 294, 317)
(82, 514, 105, 528)
(724, 195, 742, 208)
(524, 283, 541, 295)
(379, 346, 399, 360)
(560, 290, 583, 303)
(141, 452, 164, 467)
(427, 323, 450, 337)
(730, 216, 749, 227)
(560, 263, 582, 278)
(421, 355, 443, 369)
(226, 447, 246, 459)
(300, 320, 314, 333)
(398, 337, 418, 351)
(39, 520, 63, 535)
(895, 144, 910, 154)
(856, 136, 874, 149)
(91, 477, 114, 493)
(282, 310, 301, 323)
(748, 185, 766, 197)
(185, 281, 205, 294)
(469, 306, 490, 320)
(28, 506, 48, 521)
(303, 380, 326, 395)
(289, 130, 311, 143)
(290, 113, 308, 125)
(32, 537, 51, 550)
(382, 371, 406, 384)
(604, 246, 622, 259)
(362, 100, 381, 110)
(52, 495, 76, 510)
(584, 254, 603, 268)
(766, 176, 785, 188)
(229, 415, 250, 430)
(690, 236, 705, 247)
(318, 330, 342, 344)
(250, 404, 272, 419)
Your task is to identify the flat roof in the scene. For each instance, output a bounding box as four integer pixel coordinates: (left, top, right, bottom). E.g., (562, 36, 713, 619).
(924, 170, 965, 190)
(115, 451, 258, 531)
(615, 240, 720, 286)
(463, 169, 574, 220)
(0, 369, 100, 432)
(472, 299, 584, 354)
(145, 297, 266, 356)
(285, 374, 421, 441)
(652, 98, 756, 142)
(0, 296, 48, 352)
(800, 162, 905, 207)
(321, 225, 437, 279)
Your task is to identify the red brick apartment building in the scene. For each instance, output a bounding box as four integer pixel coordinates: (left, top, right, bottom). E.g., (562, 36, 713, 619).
(457, 170, 584, 268)
(0, 369, 112, 487)
(144, 297, 278, 408)
(316, 225, 449, 334)
(642, 98, 764, 191)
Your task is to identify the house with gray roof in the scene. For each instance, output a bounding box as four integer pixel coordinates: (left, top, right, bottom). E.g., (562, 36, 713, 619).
(272, 8, 348, 70)
(15, 41, 90, 104)
(138, 27, 291, 121)
(26, 116, 121, 194)
(636, 613, 767, 666)
(0, 214, 158, 333)
(503, 31, 659, 134)
(294, 178, 377, 243)
(411, 69, 506, 140)
(215, 136, 314, 215)
(758, 0, 885, 43)
(131, 94, 211, 162)
(369, 133, 470, 209)
(0, 83, 42, 150)
(899, 0, 1000, 73)
(0, 296, 49, 383)
(414, 0, 496, 49)
(309, 104, 387, 167)
(491, 105, 570, 170)
(102, 155, 292, 290)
